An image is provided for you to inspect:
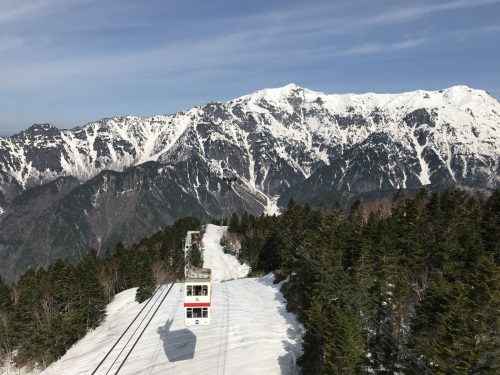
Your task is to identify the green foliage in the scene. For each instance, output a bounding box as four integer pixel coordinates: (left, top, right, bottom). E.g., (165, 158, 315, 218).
(2, 190, 498, 373)
(228, 212, 240, 233)
(135, 255, 156, 303)
(0, 277, 12, 358)
(228, 189, 500, 374)
(189, 243, 204, 268)
(0, 216, 202, 368)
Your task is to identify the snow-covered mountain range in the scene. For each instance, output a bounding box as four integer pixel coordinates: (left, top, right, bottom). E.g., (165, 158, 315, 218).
(0, 84, 499, 279)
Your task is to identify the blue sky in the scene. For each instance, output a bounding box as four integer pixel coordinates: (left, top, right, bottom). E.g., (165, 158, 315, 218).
(0, 0, 499, 136)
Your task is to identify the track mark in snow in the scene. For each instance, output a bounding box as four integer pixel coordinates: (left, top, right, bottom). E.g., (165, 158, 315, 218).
(39, 225, 302, 375)
(216, 282, 230, 375)
(147, 287, 183, 375)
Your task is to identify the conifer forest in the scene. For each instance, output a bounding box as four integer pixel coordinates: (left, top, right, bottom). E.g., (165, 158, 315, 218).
(0, 190, 498, 374)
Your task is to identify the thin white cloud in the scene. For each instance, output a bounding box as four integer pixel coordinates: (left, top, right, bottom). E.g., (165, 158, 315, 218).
(0, 0, 98, 25)
(363, 0, 500, 25)
(266, 0, 500, 39)
(452, 24, 500, 36)
(0, 1, 497, 96)
(0, 36, 24, 53)
(338, 38, 427, 56)
(0, 1, 47, 23)
(0, 0, 66, 24)
(0, 32, 266, 91)
(336, 22, 500, 57)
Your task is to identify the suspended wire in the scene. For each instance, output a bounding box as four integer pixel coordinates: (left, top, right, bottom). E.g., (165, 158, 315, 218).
(232, 185, 424, 356)
(225, 179, 443, 372)
(279, 220, 412, 328)
(263, 215, 436, 374)
(113, 253, 187, 374)
(326, 260, 452, 371)
(91, 249, 188, 375)
(113, 239, 197, 375)
(269, 214, 454, 372)
(104, 263, 184, 374)
(271, 219, 432, 374)
(268, 216, 444, 367)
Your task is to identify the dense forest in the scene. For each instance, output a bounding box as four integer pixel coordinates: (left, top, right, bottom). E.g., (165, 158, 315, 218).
(226, 189, 499, 374)
(0, 217, 201, 369)
(0, 189, 498, 374)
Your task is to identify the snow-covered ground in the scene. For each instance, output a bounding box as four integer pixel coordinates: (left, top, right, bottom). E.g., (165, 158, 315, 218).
(32, 225, 302, 375)
(202, 225, 250, 282)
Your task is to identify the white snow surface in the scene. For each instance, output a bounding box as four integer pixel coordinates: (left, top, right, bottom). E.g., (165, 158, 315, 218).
(31, 225, 302, 375)
(202, 225, 250, 282)
(1, 84, 498, 204)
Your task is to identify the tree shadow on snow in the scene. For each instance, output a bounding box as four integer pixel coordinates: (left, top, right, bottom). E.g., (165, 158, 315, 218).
(256, 274, 303, 375)
(157, 319, 197, 362)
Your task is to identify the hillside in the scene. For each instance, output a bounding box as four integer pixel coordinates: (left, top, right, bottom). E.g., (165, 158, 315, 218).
(0, 192, 498, 374)
(38, 224, 302, 375)
(0, 84, 499, 279)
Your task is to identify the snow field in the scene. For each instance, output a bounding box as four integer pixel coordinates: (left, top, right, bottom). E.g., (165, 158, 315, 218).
(202, 224, 250, 282)
(40, 225, 302, 375)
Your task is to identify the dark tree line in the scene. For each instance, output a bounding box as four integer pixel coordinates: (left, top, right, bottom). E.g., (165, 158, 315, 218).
(0, 216, 201, 368)
(0, 189, 498, 373)
(228, 190, 499, 374)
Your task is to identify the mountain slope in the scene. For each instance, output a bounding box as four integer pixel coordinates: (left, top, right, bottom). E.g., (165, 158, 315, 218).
(1, 84, 498, 207)
(0, 84, 499, 279)
(39, 225, 302, 375)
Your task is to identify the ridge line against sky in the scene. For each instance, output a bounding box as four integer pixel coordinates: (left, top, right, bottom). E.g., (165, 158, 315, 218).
(0, 0, 499, 135)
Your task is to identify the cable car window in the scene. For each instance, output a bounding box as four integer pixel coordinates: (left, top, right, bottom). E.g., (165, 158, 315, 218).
(186, 285, 192, 296)
(192, 308, 202, 318)
(202, 308, 208, 318)
(193, 285, 202, 296)
(186, 308, 192, 318)
(202, 286, 208, 296)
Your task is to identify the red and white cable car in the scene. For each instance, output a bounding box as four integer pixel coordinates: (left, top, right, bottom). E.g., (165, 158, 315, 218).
(184, 231, 211, 326)
(184, 267, 211, 326)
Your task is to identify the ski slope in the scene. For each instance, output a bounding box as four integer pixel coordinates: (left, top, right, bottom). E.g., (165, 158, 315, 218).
(39, 225, 302, 375)
(202, 225, 250, 282)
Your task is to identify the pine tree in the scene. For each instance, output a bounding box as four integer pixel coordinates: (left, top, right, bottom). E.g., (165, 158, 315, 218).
(0, 277, 12, 357)
(74, 251, 106, 333)
(136, 255, 156, 303)
(481, 190, 500, 263)
(190, 243, 203, 268)
(229, 212, 240, 233)
(11, 267, 40, 365)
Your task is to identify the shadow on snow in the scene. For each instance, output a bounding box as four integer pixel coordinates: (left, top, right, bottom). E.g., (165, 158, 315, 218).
(158, 318, 197, 362)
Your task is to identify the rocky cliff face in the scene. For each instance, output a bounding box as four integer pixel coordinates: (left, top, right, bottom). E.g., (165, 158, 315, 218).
(1, 84, 498, 279)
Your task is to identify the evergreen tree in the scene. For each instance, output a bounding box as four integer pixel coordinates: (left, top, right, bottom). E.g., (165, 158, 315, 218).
(135, 253, 156, 303)
(0, 277, 12, 357)
(190, 243, 203, 268)
(1, 191, 498, 372)
(74, 251, 106, 332)
(229, 212, 240, 233)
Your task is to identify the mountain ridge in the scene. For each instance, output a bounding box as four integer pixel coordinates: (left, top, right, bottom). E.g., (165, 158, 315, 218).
(0, 83, 498, 280)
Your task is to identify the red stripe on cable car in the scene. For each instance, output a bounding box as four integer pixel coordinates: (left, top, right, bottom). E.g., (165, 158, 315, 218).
(184, 302, 211, 307)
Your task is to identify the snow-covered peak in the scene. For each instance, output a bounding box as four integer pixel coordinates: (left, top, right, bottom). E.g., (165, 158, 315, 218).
(12, 123, 60, 138)
(232, 82, 310, 103)
(29, 123, 57, 131)
(0, 85, 498, 281)
(442, 85, 497, 107)
(229, 84, 499, 120)
(0, 83, 498, 209)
